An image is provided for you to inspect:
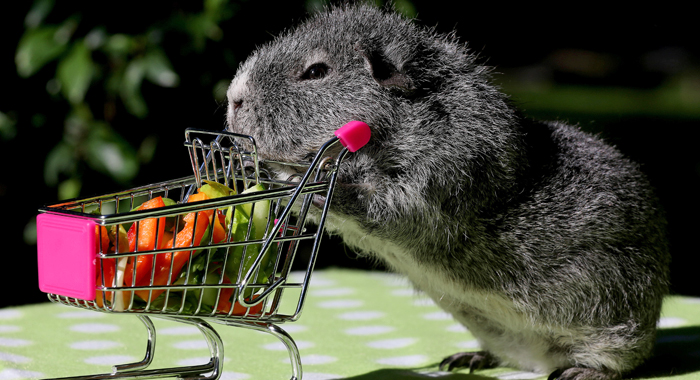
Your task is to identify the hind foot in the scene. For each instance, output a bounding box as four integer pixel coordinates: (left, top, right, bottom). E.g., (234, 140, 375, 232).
(548, 367, 621, 380)
(439, 351, 497, 373)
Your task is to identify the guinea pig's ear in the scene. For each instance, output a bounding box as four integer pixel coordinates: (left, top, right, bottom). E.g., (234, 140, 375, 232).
(354, 43, 416, 96)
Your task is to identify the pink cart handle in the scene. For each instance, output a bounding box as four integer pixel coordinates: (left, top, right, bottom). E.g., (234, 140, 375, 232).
(334, 121, 371, 152)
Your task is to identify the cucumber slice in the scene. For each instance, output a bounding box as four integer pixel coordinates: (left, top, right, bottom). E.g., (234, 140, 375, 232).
(223, 183, 275, 298)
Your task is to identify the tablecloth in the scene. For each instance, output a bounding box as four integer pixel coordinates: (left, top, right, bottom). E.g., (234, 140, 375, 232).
(2, 269, 699, 380)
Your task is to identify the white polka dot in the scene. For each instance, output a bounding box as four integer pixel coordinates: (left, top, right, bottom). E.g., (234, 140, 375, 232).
(301, 355, 338, 365)
(311, 288, 355, 297)
(497, 371, 544, 379)
(317, 300, 363, 309)
(289, 272, 336, 287)
(446, 324, 468, 333)
(0, 368, 45, 380)
(218, 372, 251, 380)
(336, 311, 385, 320)
(70, 340, 122, 350)
(281, 324, 308, 333)
(58, 311, 104, 319)
(0, 338, 31, 347)
(262, 340, 314, 351)
(455, 340, 480, 350)
(658, 317, 687, 328)
(375, 354, 428, 366)
(368, 272, 407, 287)
(415, 370, 452, 377)
(344, 326, 395, 336)
(0, 326, 20, 333)
(413, 298, 435, 307)
(423, 311, 452, 320)
(159, 326, 201, 335)
(391, 288, 414, 297)
(173, 340, 210, 350)
(70, 323, 120, 333)
(366, 338, 417, 349)
(0, 351, 31, 364)
(302, 372, 342, 380)
(0, 310, 21, 320)
(84, 355, 137, 365)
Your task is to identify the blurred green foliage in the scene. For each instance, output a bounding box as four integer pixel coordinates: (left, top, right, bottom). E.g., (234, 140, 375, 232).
(12, 0, 417, 202)
(14, 0, 235, 200)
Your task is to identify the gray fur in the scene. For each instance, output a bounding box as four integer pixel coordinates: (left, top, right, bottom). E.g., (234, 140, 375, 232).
(225, 4, 670, 379)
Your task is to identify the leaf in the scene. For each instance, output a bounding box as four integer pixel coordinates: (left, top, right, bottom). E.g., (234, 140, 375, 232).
(144, 49, 179, 88)
(103, 34, 134, 57)
(58, 177, 82, 200)
(137, 135, 158, 164)
(44, 141, 77, 186)
(120, 58, 148, 118)
(15, 26, 67, 77)
(57, 42, 95, 104)
(204, 0, 228, 14)
(24, 0, 55, 28)
(393, 0, 417, 18)
(85, 122, 139, 183)
(0, 111, 17, 141)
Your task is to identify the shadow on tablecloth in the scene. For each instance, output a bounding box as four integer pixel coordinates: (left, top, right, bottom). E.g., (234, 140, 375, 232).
(631, 325, 700, 379)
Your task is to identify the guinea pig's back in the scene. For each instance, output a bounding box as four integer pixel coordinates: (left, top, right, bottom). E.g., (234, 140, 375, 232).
(496, 120, 670, 327)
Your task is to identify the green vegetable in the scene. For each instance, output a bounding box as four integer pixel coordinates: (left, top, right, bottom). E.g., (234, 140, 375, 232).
(173, 252, 226, 311)
(199, 180, 234, 199)
(223, 183, 276, 298)
(133, 181, 276, 311)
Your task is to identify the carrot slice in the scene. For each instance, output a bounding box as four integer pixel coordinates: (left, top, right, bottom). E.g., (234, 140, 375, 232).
(134, 192, 215, 301)
(123, 197, 168, 288)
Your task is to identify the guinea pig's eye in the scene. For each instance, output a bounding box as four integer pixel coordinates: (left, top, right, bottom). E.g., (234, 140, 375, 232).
(301, 63, 329, 80)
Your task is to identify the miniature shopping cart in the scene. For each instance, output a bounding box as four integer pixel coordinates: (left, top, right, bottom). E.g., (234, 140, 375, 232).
(36, 121, 371, 380)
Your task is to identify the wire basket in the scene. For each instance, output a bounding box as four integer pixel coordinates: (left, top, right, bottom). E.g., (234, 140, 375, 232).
(35, 121, 371, 380)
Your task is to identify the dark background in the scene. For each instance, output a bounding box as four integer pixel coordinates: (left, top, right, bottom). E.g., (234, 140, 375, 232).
(1, 1, 698, 308)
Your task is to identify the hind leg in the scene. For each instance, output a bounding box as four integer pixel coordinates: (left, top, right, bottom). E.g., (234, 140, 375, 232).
(548, 367, 621, 380)
(439, 351, 498, 373)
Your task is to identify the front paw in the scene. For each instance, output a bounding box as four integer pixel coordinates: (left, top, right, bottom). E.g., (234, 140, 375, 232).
(439, 351, 497, 373)
(548, 367, 621, 380)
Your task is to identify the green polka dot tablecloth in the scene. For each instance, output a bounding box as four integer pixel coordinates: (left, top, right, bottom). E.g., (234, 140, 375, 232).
(2, 269, 699, 380)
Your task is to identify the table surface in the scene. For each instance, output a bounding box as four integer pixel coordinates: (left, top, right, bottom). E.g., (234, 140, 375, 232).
(2, 269, 699, 380)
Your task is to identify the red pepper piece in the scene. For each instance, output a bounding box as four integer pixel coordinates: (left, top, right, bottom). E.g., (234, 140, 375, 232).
(230, 295, 264, 316)
(135, 193, 212, 301)
(124, 197, 167, 288)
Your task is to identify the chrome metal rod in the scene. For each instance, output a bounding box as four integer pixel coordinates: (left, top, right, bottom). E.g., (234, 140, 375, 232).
(112, 316, 156, 373)
(223, 321, 302, 380)
(42, 317, 223, 380)
(236, 136, 341, 307)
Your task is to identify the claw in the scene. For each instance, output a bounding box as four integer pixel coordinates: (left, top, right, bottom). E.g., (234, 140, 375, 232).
(439, 351, 496, 373)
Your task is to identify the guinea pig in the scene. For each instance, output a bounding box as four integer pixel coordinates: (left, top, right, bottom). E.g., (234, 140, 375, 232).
(225, 4, 670, 380)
